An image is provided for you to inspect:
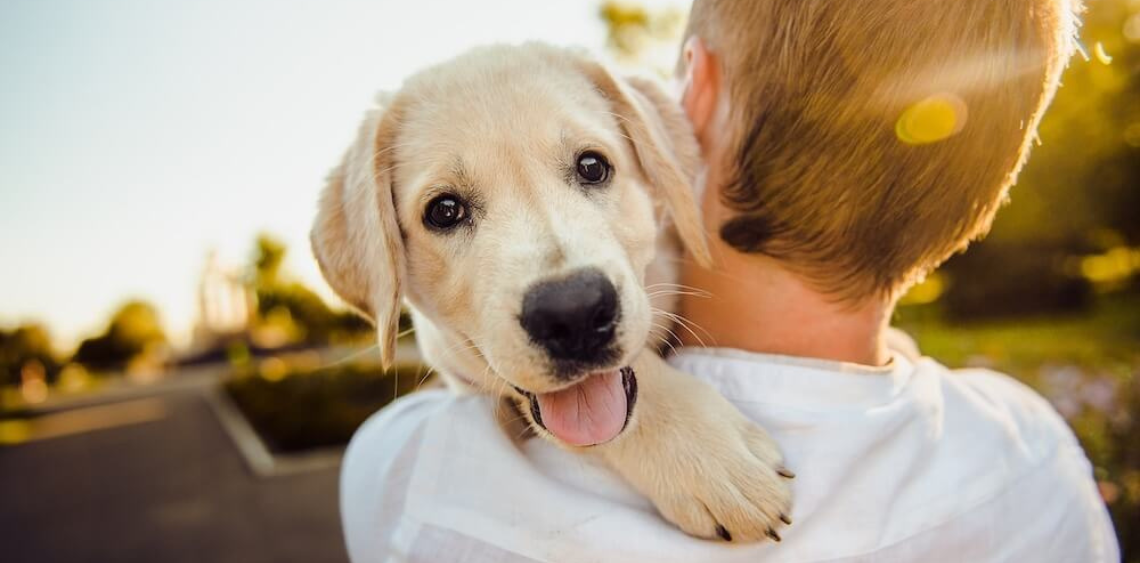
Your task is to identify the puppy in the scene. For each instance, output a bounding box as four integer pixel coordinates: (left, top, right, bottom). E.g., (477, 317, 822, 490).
(312, 43, 792, 542)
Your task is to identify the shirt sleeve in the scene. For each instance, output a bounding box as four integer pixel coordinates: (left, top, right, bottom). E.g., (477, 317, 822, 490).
(339, 389, 452, 563)
(954, 369, 1121, 561)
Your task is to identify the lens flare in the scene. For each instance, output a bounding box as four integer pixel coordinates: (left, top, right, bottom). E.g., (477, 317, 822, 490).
(1094, 42, 1113, 65)
(896, 93, 968, 145)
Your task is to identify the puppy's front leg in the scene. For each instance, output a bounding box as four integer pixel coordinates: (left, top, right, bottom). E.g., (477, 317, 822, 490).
(594, 352, 793, 542)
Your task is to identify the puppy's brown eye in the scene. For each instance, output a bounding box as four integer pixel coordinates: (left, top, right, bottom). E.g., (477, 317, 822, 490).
(424, 195, 467, 230)
(576, 152, 611, 185)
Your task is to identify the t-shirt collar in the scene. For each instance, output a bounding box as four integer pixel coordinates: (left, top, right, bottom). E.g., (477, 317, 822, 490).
(669, 346, 917, 409)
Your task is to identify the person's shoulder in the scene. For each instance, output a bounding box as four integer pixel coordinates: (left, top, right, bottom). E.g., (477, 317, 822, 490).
(340, 388, 455, 510)
(344, 387, 496, 471)
(346, 389, 443, 462)
(884, 325, 1080, 458)
(340, 389, 503, 563)
(926, 360, 1081, 454)
(917, 360, 1119, 561)
(350, 388, 452, 442)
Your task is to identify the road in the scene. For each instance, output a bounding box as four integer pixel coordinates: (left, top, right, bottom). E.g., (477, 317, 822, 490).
(0, 391, 348, 563)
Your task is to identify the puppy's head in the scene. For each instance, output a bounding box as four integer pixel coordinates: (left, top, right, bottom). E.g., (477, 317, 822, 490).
(312, 44, 707, 446)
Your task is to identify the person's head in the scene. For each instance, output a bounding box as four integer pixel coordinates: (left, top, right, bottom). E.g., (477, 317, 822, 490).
(678, 0, 1082, 304)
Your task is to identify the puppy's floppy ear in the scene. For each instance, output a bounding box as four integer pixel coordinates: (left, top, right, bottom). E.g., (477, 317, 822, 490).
(579, 62, 712, 267)
(311, 96, 406, 368)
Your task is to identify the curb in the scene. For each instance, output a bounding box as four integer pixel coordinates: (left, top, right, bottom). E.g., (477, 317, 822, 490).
(203, 387, 344, 478)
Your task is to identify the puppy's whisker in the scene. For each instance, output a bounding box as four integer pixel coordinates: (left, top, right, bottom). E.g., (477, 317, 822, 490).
(486, 366, 505, 396)
(652, 307, 704, 345)
(645, 282, 713, 296)
(656, 309, 714, 348)
(663, 314, 709, 347)
(601, 110, 636, 129)
(315, 343, 381, 371)
(671, 312, 716, 344)
(372, 164, 399, 182)
(437, 334, 486, 362)
(367, 141, 411, 166)
(646, 289, 712, 300)
(652, 335, 679, 358)
(646, 287, 705, 295)
(649, 321, 681, 357)
(416, 366, 436, 389)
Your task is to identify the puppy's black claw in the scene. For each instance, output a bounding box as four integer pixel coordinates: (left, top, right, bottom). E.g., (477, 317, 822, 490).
(715, 525, 732, 542)
(777, 466, 796, 479)
(780, 513, 793, 525)
(766, 528, 782, 542)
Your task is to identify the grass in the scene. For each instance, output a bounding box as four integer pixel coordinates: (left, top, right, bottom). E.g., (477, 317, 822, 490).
(896, 292, 1139, 384)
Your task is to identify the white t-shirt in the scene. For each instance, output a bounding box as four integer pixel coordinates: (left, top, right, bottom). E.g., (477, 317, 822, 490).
(340, 344, 1119, 563)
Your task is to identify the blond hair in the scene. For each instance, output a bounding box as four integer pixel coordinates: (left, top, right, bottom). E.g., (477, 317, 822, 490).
(685, 0, 1082, 300)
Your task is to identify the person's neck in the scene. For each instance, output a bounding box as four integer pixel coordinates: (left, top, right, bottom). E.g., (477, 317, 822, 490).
(677, 244, 894, 367)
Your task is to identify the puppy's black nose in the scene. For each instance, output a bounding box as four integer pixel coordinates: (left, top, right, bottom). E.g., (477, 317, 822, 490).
(520, 269, 619, 362)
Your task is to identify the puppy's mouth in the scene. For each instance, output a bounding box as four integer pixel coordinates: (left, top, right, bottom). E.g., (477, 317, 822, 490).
(513, 366, 637, 447)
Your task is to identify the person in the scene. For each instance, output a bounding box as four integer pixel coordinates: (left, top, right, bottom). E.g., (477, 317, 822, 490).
(339, 0, 1120, 560)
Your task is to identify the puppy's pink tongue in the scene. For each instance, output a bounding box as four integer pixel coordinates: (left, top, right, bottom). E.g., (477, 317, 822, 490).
(535, 369, 626, 446)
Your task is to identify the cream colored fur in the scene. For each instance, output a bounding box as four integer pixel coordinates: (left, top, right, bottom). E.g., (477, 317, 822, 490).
(312, 43, 791, 542)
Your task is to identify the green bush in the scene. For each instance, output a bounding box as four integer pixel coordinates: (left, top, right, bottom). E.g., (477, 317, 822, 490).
(942, 242, 1092, 321)
(224, 363, 428, 453)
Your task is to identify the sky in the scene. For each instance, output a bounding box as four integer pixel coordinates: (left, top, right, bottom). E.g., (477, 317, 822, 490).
(0, 0, 685, 350)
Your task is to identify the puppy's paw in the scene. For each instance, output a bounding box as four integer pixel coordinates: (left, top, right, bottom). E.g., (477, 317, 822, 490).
(650, 420, 793, 543)
(595, 353, 794, 542)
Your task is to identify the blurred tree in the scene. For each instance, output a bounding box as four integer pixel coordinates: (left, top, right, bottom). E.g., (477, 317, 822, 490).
(942, 0, 1140, 317)
(250, 233, 372, 347)
(73, 301, 167, 371)
(600, 0, 686, 72)
(254, 233, 287, 289)
(942, 242, 1094, 320)
(601, 1, 651, 59)
(0, 324, 59, 387)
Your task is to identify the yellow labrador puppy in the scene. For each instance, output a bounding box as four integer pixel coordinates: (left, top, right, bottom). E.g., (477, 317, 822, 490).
(312, 43, 792, 542)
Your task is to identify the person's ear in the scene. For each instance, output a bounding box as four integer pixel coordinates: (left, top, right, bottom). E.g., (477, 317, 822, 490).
(680, 36, 721, 151)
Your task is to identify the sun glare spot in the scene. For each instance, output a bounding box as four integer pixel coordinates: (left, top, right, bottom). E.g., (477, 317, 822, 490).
(1093, 42, 1113, 65)
(896, 94, 967, 145)
(259, 357, 289, 381)
(1124, 13, 1140, 43)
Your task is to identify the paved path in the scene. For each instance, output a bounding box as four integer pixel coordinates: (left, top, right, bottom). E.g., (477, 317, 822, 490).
(1, 392, 348, 563)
